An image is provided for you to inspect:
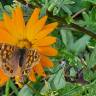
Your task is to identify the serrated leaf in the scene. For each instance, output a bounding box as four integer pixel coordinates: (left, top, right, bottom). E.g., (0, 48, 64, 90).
(62, 5, 72, 15)
(53, 7, 60, 15)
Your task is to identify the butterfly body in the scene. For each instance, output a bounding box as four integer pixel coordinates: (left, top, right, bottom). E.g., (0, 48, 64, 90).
(0, 43, 40, 77)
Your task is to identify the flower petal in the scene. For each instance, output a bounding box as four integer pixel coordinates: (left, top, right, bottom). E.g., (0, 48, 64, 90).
(36, 46, 58, 56)
(34, 22, 58, 40)
(25, 8, 40, 40)
(14, 7, 25, 37)
(33, 63, 46, 77)
(11, 7, 25, 39)
(33, 36, 56, 46)
(40, 56, 54, 68)
(26, 16, 47, 41)
(32, 16, 47, 33)
(0, 68, 9, 86)
(3, 12, 13, 33)
(0, 30, 17, 45)
(0, 21, 8, 33)
(0, 21, 4, 28)
(28, 69, 36, 82)
(3, 7, 25, 40)
(27, 8, 40, 25)
(0, 21, 17, 44)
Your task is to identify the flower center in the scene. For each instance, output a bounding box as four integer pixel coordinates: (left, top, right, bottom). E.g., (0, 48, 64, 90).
(17, 39, 32, 48)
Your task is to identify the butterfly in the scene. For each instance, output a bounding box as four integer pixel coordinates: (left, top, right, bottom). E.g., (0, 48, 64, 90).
(0, 43, 40, 77)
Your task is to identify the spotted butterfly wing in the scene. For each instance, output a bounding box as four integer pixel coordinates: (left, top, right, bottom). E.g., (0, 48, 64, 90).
(20, 48, 40, 73)
(17, 48, 40, 83)
(0, 43, 20, 77)
(0, 43, 40, 77)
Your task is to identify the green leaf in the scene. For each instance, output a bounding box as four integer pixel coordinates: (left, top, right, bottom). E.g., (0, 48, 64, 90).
(4, 5, 12, 13)
(40, 81, 51, 95)
(63, 0, 75, 4)
(5, 80, 10, 96)
(84, 0, 96, 4)
(82, 12, 90, 22)
(48, 0, 73, 15)
(49, 69, 66, 90)
(60, 29, 74, 50)
(71, 35, 91, 55)
(70, 68, 76, 77)
(40, 0, 48, 17)
(87, 46, 96, 68)
(9, 80, 18, 95)
(18, 85, 33, 96)
(62, 5, 72, 15)
(53, 7, 60, 15)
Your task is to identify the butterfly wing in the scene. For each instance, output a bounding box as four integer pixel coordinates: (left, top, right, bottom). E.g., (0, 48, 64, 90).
(0, 43, 20, 77)
(0, 43, 40, 77)
(21, 48, 40, 73)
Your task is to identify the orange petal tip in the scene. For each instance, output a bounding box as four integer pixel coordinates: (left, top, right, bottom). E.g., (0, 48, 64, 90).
(53, 22, 58, 27)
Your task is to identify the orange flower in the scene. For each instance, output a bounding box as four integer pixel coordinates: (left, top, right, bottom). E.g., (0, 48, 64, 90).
(0, 7, 58, 85)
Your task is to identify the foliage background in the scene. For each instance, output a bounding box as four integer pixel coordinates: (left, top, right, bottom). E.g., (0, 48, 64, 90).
(1, 0, 96, 96)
